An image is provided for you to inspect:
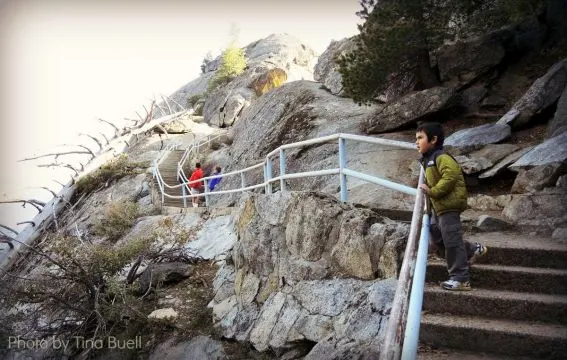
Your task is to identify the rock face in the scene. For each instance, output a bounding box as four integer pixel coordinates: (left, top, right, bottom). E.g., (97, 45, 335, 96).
(203, 34, 318, 127)
(209, 192, 407, 355)
(435, 34, 506, 88)
(497, 59, 567, 128)
(212, 80, 417, 211)
(314, 37, 357, 96)
(363, 87, 457, 134)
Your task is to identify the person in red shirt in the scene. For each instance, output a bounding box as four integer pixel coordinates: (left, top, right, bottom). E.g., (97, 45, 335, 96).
(188, 162, 204, 207)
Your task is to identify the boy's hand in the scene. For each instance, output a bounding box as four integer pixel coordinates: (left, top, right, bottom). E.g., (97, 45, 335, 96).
(420, 184, 430, 194)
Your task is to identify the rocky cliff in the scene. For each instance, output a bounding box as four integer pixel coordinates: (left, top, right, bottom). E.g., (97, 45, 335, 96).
(1, 14, 567, 360)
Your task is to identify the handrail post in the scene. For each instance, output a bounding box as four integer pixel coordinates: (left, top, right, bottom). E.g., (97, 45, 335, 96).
(380, 169, 425, 360)
(338, 137, 348, 202)
(279, 149, 286, 192)
(182, 184, 187, 208)
(266, 158, 273, 194)
(204, 179, 210, 207)
(401, 210, 430, 360)
(241, 172, 247, 191)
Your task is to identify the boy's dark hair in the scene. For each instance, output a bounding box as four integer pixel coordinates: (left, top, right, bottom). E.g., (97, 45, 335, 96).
(417, 122, 445, 149)
(195, 162, 201, 168)
(215, 166, 221, 172)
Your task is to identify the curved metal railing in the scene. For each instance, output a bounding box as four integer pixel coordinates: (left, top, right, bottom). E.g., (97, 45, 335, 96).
(151, 132, 430, 360)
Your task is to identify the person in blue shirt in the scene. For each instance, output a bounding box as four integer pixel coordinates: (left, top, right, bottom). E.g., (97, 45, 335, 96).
(208, 166, 222, 191)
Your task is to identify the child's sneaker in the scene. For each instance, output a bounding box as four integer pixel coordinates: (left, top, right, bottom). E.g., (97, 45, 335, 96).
(441, 279, 472, 291)
(468, 242, 488, 264)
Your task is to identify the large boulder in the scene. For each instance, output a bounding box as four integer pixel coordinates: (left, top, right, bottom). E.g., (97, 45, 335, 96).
(502, 188, 567, 228)
(509, 131, 567, 168)
(497, 59, 567, 128)
(455, 144, 520, 175)
(139, 262, 192, 295)
(511, 163, 567, 194)
(363, 87, 457, 134)
(435, 34, 506, 88)
(314, 37, 357, 96)
(445, 123, 511, 148)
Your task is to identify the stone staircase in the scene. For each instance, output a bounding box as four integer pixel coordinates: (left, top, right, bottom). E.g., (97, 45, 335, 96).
(157, 149, 189, 208)
(420, 231, 567, 359)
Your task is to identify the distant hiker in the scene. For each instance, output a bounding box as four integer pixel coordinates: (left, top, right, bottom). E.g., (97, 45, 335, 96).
(188, 162, 204, 208)
(416, 122, 487, 291)
(208, 166, 222, 191)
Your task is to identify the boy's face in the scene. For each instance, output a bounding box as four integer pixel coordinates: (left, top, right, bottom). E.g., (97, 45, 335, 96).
(415, 131, 437, 154)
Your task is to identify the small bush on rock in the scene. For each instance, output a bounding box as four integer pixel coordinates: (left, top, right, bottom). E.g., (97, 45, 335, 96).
(93, 200, 140, 242)
(207, 45, 247, 93)
(74, 154, 148, 200)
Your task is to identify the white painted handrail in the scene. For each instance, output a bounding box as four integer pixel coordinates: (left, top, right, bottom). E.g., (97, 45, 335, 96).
(152, 131, 429, 360)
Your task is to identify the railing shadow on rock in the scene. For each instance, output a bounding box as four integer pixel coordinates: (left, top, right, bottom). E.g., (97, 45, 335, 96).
(153, 132, 431, 360)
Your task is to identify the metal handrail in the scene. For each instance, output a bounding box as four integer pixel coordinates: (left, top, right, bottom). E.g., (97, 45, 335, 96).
(152, 132, 429, 359)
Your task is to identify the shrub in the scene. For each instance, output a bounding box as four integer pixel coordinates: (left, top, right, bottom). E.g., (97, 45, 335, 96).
(186, 93, 204, 108)
(207, 45, 247, 93)
(0, 234, 154, 356)
(74, 154, 148, 200)
(93, 200, 140, 242)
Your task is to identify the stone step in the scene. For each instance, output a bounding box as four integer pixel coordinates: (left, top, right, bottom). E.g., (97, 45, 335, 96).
(417, 347, 536, 360)
(466, 232, 567, 269)
(420, 314, 567, 359)
(423, 284, 567, 325)
(427, 261, 567, 294)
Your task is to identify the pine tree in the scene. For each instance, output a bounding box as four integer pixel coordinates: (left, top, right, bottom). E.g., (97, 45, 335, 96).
(337, 0, 547, 105)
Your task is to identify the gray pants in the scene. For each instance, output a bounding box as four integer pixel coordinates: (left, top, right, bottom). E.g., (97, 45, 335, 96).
(430, 211, 474, 282)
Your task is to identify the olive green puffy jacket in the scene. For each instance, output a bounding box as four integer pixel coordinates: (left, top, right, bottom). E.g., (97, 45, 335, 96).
(420, 149, 468, 215)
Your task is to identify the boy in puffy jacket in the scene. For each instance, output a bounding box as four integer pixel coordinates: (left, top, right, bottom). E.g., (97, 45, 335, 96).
(416, 122, 487, 291)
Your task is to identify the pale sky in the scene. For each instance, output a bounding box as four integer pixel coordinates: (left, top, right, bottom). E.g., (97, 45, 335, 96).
(0, 0, 361, 230)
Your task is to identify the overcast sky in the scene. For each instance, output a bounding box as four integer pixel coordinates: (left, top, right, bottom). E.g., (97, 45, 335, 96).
(0, 0, 361, 229)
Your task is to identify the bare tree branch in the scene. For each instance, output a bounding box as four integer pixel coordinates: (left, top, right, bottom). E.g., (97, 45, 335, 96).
(161, 93, 184, 112)
(153, 97, 167, 115)
(0, 224, 18, 235)
(0, 233, 14, 250)
(97, 118, 119, 137)
(0, 199, 44, 212)
(79, 133, 103, 151)
(19, 150, 93, 162)
(100, 133, 110, 145)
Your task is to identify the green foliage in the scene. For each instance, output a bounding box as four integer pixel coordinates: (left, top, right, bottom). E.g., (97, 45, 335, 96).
(1, 233, 154, 355)
(207, 45, 247, 93)
(93, 200, 140, 242)
(337, 0, 548, 105)
(187, 93, 204, 108)
(74, 154, 148, 200)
